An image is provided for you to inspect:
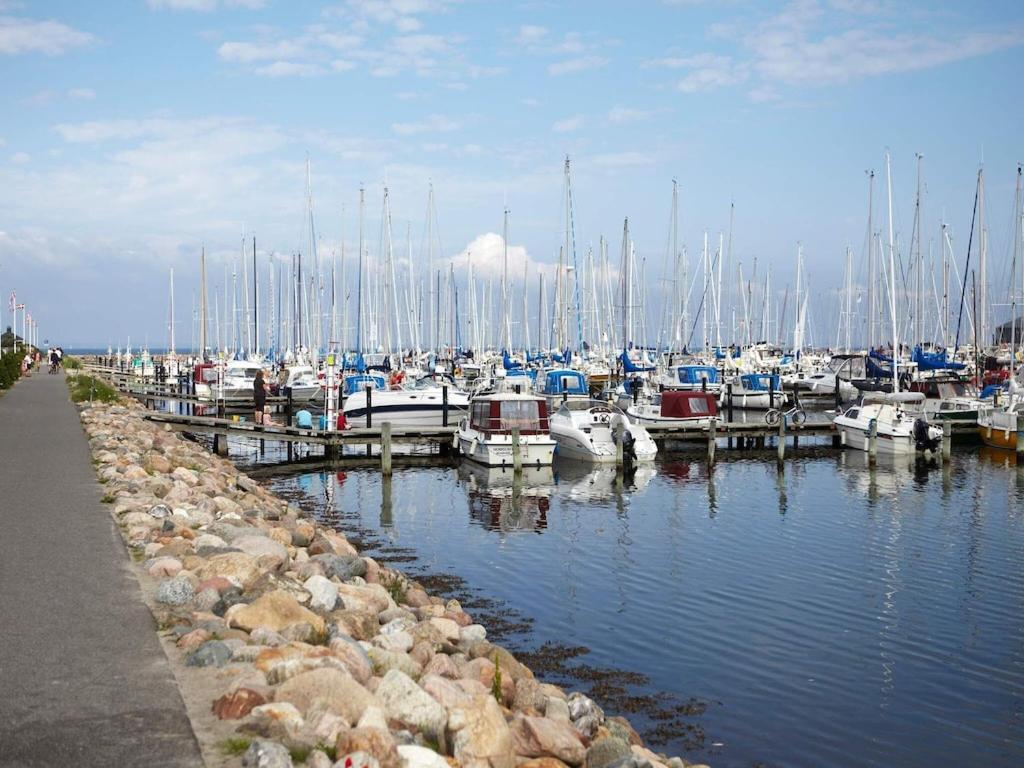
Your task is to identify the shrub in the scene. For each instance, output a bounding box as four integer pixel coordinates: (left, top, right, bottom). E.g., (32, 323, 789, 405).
(68, 374, 120, 404)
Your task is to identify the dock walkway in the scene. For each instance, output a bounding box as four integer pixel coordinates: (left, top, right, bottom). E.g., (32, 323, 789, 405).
(0, 372, 202, 766)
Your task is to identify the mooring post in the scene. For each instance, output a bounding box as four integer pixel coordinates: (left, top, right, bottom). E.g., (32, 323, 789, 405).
(381, 421, 393, 475)
(614, 421, 625, 475)
(442, 384, 449, 427)
(511, 427, 523, 475)
(942, 420, 952, 463)
(868, 418, 878, 466)
(214, 431, 228, 456)
(726, 381, 734, 448)
(285, 386, 294, 462)
(777, 413, 786, 466)
(1016, 414, 1024, 463)
(365, 384, 373, 428)
(707, 417, 717, 466)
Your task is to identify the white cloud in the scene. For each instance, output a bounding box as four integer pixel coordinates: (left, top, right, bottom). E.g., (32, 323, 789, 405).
(607, 106, 654, 124)
(552, 115, 585, 133)
(515, 24, 548, 45)
(147, 0, 266, 10)
(548, 55, 608, 75)
(255, 60, 323, 77)
(68, 87, 95, 100)
(449, 232, 551, 283)
(0, 15, 94, 55)
(10, 151, 29, 164)
(391, 113, 461, 135)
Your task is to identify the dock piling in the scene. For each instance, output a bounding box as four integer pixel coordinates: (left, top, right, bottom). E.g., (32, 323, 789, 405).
(777, 414, 786, 467)
(381, 421, 393, 475)
(1016, 415, 1024, 463)
(868, 418, 878, 465)
(726, 382, 734, 448)
(707, 417, 717, 466)
(942, 421, 952, 463)
(511, 427, 523, 475)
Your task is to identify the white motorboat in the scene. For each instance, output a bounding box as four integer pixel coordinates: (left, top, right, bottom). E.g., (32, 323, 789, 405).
(833, 392, 941, 454)
(343, 379, 468, 428)
(219, 360, 266, 402)
(281, 364, 322, 403)
(626, 390, 719, 429)
(457, 386, 556, 467)
(720, 373, 787, 410)
(549, 399, 657, 463)
(657, 364, 722, 392)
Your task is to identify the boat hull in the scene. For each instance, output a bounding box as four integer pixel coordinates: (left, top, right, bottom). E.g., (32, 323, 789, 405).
(977, 424, 1019, 450)
(457, 434, 556, 467)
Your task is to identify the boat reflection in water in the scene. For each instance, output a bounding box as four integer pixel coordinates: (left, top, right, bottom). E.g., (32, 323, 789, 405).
(458, 463, 555, 533)
(458, 459, 659, 533)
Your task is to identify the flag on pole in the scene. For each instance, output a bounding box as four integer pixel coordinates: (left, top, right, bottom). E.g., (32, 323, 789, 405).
(8, 291, 14, 312)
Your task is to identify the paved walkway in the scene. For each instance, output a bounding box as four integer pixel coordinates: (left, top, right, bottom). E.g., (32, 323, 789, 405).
(0, 371, 203, 767)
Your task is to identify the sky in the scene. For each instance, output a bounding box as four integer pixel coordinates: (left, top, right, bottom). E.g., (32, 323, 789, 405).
(1, 0, 1023, 349)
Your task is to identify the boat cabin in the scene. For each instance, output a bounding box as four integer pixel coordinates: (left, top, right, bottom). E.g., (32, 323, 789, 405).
(674, 365, 719, 387)
(657, 391, 718, 418)
(193, 362, 218, 385)
(469, 397, 550, 435)
(538, 369, 588, 397)
(343, 373, 387, 397)
(739, 373, 781, 391)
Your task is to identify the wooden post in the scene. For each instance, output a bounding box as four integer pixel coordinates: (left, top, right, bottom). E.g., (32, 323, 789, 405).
(726, 381, 734, 449)
(285, 386, 294, 462)
(707, 417, 717, 466)
(442, 384, 449, 427)
(614, 421, 624, 474)
(777, 412, 785, 466)
(942, 420, 952, 463)
(868, 418, 878, 466)
(381, 421, 393, 475)
(365, 384, 373, 428)
(1016, 414, 1024, 463)
(511, 427, 523, 475)
(214, 432, 228, 456)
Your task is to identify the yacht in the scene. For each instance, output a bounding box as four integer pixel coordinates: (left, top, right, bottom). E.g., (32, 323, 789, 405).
(457, 385, 556, 467)
(833, 392, 941, 454)
(720, 373, 786, 410)
(343, 378, 468, 428)
(977, 395, 1023, 450)
(280, 364, 322, 403)
(658, 364, 721, 392)
(548, 399, 657, 463)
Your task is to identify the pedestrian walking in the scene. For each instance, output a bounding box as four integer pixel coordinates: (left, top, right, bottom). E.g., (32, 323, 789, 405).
(253, 369, 268, 424)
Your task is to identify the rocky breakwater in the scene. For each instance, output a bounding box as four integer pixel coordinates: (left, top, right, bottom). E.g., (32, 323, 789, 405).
(81, 401, 709, 768)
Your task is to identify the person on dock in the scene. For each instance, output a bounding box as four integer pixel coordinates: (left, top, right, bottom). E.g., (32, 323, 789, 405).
(253, 369, 268, 424)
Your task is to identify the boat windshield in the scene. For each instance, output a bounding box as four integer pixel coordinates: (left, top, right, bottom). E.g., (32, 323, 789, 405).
(500, 400, 543, 430)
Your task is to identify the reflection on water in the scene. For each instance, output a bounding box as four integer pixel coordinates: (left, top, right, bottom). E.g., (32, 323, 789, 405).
(269, 452, 1024, 768)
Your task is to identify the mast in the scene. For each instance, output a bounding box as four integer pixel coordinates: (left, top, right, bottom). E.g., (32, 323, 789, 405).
(913, 154, 923, 348)
(168, 267, 176, 355)
(979, 167, 987, 350)
(621, 218, 631, 350)
(886, 151, 899, 393)
(502, 207, 511, 352)
(253, 235, 259, 356)
(356, 185, 364, 353)
(1013, 165, 1022, 357)
(199, 246, 208, 358)
(866, 170, 875, 349)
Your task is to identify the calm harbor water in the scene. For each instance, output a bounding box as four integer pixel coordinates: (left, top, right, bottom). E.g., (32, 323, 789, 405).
(260, 447, 1024, 768)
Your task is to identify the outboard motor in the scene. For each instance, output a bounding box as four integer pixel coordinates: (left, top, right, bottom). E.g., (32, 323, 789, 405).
(913, 418, 939, 452)
(620, 428, 637, 463)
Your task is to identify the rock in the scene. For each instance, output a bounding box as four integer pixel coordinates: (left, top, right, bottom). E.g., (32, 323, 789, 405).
(242, 739, 293, 768)
(428, 617, 460, 642)
(357, 705, 389, 731)
(510, 715, 585, 766)
(306, 751, 333, 768)
(378, 606, 415, 625)
(460, 625, 487, 645)
(422, 653, 459, 679)
(545, 698, 571, 723)
(376, 669, 447, 740)
(403, 587, 431, 608)
(397, 744, 451, 768)
(336, 582, 390, 614)
(448, 694, 515, 768)
(311, 553, 367, 581)
(227, 590, 326, 636)
(605, 718, 642, 748)
(148, 503, 172, 519)
(584, 737, 631, 768)
(518, 760, 571, 768)
(176, 628, 211, 652)
(567, 693, 603, 724)
(194, 587, 221, 612)
(194, 533, 228, 550)
(212, 688, 266, 719)
(373, 630, 413, 654)
(251, 627, 288, 647)
(380, 616, 416, 635)
(332, 609, 381, 641)
(365, 647, 422, 678)
(171, 466, 200, 486)
(195, 552, 262, 589)
(334, 728, 401, 768)
(155, 575, 195, 606)
(421, 674, 472, 712)
(186, 640, 233, 667)
(275, 668, 378, 723)
(235, 534, 290, 569)
(148, 556, 182, 578)
(513, 678, 548, 713)
(247, 572, 311, 605)
(329, 635, 373, 684)
(305, 575, 339, 612)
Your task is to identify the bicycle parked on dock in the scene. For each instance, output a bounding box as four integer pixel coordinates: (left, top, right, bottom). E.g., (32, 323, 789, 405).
(765, 399, 806, 426)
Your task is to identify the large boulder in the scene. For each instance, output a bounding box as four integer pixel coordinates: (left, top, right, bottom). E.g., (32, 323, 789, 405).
(334, 727, 401, 768)
(234, 535, 289, 570)
(375, 669, 447, 741)
(194, 552, 262, 589)
(274, 667, 378, 723)
(447, 694, 515, 768)
(509, 714, 586, 766)
(304, 575, 338, 613)
(227, 590, 325, 636)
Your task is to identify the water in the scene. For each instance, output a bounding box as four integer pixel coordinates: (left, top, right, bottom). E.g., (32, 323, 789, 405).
(262, 448, 1024, 767)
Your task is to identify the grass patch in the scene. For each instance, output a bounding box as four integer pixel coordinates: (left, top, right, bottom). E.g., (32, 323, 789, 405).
(63, 355, 82, 370)
(222, 737, 251, 756)
(68, 374, 120, 404)
(380, 571, 408, 604)
(100, 493, 115, 503)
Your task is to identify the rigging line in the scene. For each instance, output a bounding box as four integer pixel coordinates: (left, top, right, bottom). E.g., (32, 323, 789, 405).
(684, 245, 722, 351)
(954, 175, 980, 353)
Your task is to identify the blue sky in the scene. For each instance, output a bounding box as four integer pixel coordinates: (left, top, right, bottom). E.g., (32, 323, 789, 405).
(1, 0, 1023, 348)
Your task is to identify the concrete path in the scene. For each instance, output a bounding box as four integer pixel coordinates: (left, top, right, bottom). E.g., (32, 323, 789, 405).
(0, 371, 204, 767)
